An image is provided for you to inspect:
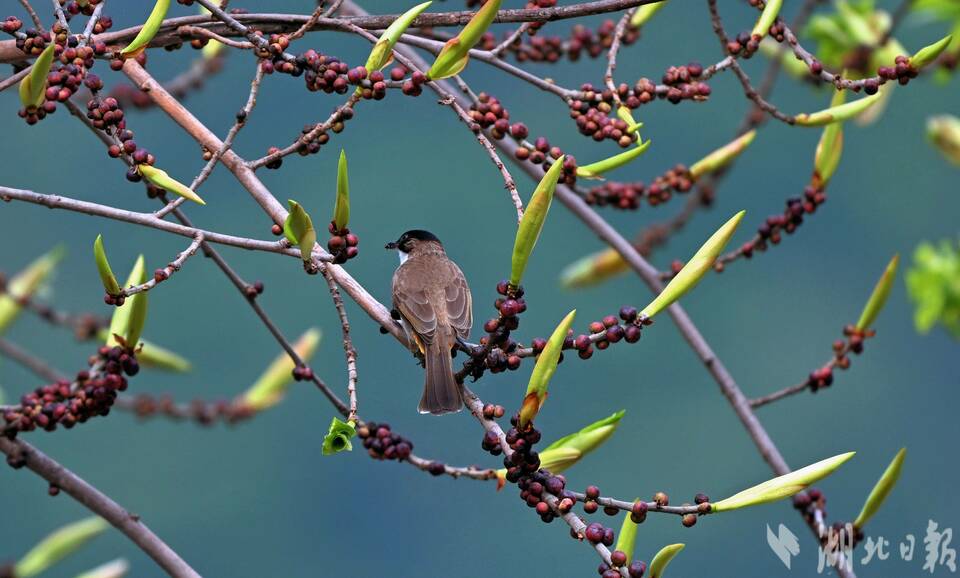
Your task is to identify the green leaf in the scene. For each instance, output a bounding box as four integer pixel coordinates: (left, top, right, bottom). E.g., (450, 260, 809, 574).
(688, 130, 757, 181)
(19, 43, 56, 108)
(560, 248, 628, 289)
(854, 448, 906, 529)
(856, 254, 899, 331)
(640, 211, 745, 319)
(15, 517, 109, 578)
(813, 90, 846, 186)
(0, 246, 65, 335)
(615, 502, 641, 563)
(519, 309, 576, 428)
(427, 0, 501, 79)
(284, 200, 317, 263)
(365, 1, 432, 71)
(333, 149, 350, 230)
(926, 114, 960, 166)
(535, 447, 582, 474)
(910, 34, 953, 69)
(93, 235, 121, 296)
(510, 156, 565, 287)
(575, 140, 651, 179)
(711, 452, 855, 512)
(242, 329, 322, 411)
(74, 559, 129, 578)
(906, 239, 960, 338)
(106, 256, 148, 349)
(120, 0, 171, 57)
(649, 543, 684, 578)
(322, 416, 356, 455)
(543, 410, 625, 453)
(752, 0, 783, 38)
(631, 2, 666, 27)
(138, 165, 206, 205)
(794, 91, 884, 126)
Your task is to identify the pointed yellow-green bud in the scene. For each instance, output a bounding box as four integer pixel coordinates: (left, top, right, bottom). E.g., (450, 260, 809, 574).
(333, 149, 350, 230)
(689, 131, 757, 181)
(75, 559, 130, 578)
(106, 255, 148, 349)
(560, 248, 629, 289)
(909, 35, 953, 70)
(284, 200, 317, 263)
(926, 114, 960, 166)
(794, 91, 884, 127)
(0, 246, 65, 335)
(510, 157, 565, 287)
(616, 106, 643, 136)
(120, 0, 170, 57)
(631, 2, 666, 27)
(813, 90, 846, 186)
(649, 543, 684, 578)
(711, 452, 855, 512)
(541, 410, 625, 457)
(856, 254, 899, 331)
(427, 0, 501, 79)
(752, 0, 783, 38)
(365, 2, 432, 72)
(640, 211, 745, 319)
(19, 43, 56, 108)
(138, 165, 206, 205)
(575, 140, 651, 179)
(322, 417, 356, 455)
(853, 448, 906, 529)
(519, 309, 576, 428)
(94, 235, 121, 297)
(15, 517, 109, 578)
(241, 328, 321, 411)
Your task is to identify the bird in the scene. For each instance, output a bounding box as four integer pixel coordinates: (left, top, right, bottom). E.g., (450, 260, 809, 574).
(386, 230, 473, 415)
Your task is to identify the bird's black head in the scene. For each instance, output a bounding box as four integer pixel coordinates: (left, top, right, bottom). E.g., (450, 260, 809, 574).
(385, 229, 441, 252)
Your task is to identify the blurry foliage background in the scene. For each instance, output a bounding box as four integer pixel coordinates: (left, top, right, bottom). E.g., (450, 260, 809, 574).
(1, 1, 959, 576)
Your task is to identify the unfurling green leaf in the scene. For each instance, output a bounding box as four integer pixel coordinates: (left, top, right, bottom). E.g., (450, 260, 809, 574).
(615, 500, 641, 562)
(120, 0, 171, 57)
(926, 114, 960, 165)
(284, 200, 317, 263)
(794, 91, 884, 126)
(575, 140, 651, 179)
(137, 164, 206, 205)
(640, 211, 745, 319)
(854, 448, 906, 529)
(242, 328, 322, 411)
(75, 559, 130, 578)
(616, 105, 643, 136)
(322, 416, 356, 455)
(631, 2, 666, 27)
(427, 0, 501, 79)
(711, 452, 855, 512)
(15, 517, 109, 578)
(688, 130, 757, 181)
(907, 239, 960, 338)
(333, 149, 351, 230)
(856, 254, 899, 331)
(519, 309, 576, 428)
(365, 1, 432, 71)
(106, 256, 148, 349)
(813, 90, 846, 186)
(93, 235, 121, 296)
(752, 0, 783, 38)
(909, 35, 953, 69)
(19, 44, 56, 108)
(96, 330, 192, 372)
(542, 410, 625, 455)
(560, 248, 628, 289)
(510, 156, 565, 287)
(649, 543, 684, 578)
(0, 246, 65, 335)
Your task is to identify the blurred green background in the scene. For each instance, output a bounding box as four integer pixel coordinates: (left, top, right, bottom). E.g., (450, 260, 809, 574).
(1, 1, 958, 576)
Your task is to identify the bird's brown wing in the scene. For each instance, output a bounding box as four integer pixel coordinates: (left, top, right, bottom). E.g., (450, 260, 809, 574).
(393, 266, 439, 346)
(444, 262, 472, 341)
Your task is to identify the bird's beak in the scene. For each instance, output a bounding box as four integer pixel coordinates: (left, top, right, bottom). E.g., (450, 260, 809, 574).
(385, 241, 398, 250)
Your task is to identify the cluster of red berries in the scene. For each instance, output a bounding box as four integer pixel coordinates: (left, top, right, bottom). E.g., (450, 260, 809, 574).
(58, 0, 105, 18)
(357, 421, 414, 461)
(124, 394, 256, 425)
(468, 93, 514, 137)
(10, 26, 49, 56)
(658, 63, 712, 104)
(726, 31, 764, 59)
(327, 222, 359, 264)
(1, 16, 23, 35)
(583, 164, 694, 210)
(739, 185, 826, 260)
(808, 325, 873, 392)
(479, 19, 640, 64)
(878, 55, 920, 87)
(569, 307, 647, 360)
(291, 365, 315, 382)
(514, 139, 579, 186)
(569, 97, 639, 148)
(3, 346, 138, 439)
(389, 66, 428, 96)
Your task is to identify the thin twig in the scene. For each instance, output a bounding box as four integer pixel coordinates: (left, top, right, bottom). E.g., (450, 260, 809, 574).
(0, 337, 66, 383)
(121, 234, 204, 298)
(321, 268, 359, 422)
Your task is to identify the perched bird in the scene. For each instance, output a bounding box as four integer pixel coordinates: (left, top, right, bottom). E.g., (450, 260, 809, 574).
(386, 230, 473, 415)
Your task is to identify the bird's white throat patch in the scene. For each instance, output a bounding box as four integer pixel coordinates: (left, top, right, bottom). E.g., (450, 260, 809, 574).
(397, 250, 410, 265)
